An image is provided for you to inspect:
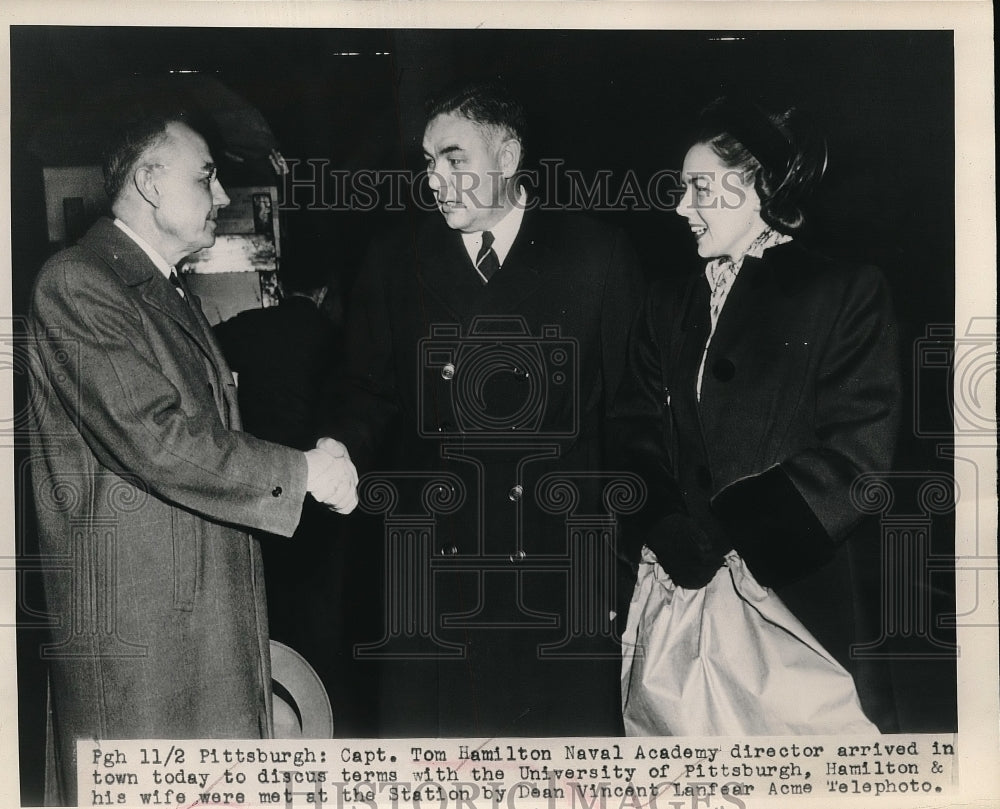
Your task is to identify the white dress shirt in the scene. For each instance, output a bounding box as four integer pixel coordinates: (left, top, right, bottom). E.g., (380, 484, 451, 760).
(460, 190, 528, 277)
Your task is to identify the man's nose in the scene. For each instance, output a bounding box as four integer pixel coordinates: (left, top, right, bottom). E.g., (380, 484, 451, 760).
(212, 178, 231, 208)
(427, 169, 448, 195)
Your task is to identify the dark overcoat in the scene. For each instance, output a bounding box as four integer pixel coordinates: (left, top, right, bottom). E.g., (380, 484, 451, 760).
(27, 218, 308, 803)
(213, 296, 348, 713)
(609, 240, 902, 730)
(333, 209, 644, 737)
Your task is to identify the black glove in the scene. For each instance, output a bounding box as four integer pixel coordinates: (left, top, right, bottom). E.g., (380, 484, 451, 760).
(712, 465, 834, 589)
(644, 513, 727, 589)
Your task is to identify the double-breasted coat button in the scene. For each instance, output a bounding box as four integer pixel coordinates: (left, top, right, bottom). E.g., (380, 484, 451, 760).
(508, 484, 524, 501)
(438, 421, 453, 432)
(271, 486, 283, 497)
(712, 358, 736, 381)
(440, 363, 456, 381)
(439, 545, 458, 556)
(509, 550, 526, 563)
(695, 466, 712, 490)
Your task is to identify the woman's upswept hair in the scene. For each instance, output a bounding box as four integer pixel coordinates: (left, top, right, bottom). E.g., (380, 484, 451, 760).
(695, 97, 828, 234)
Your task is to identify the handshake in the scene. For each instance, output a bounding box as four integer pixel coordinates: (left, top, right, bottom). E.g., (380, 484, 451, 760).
(304, 437, 359, 514)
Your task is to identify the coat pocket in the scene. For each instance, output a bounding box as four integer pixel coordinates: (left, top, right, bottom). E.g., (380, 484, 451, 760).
(170, 508, 202, 611)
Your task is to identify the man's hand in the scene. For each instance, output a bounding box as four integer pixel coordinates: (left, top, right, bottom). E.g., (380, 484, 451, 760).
(304, 438, 359, 514)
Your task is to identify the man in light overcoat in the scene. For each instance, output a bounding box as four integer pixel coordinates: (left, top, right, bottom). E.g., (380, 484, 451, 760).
(27, 111, 356, 804)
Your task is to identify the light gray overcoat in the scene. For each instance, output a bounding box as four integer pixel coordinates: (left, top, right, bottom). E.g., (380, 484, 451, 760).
(28, 218, 307, 804)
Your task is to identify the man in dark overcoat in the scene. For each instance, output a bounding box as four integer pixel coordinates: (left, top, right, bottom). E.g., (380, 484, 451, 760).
(331, 82, 645, 737)
(27, 111, 357, 804)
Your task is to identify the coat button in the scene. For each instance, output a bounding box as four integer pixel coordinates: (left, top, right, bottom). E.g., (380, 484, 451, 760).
(509, 550, 526, 563)
(508, 484, 524, 501)
(272, 486, 283, 497)
(440, 363, 456, 381)
(438, 421, 453, 432)
(712, 358, 736, 382)
(695, 466, 712, 490)
(439, 545, 458, 556)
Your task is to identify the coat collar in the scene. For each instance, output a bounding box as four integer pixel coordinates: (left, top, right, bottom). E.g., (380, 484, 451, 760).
(78, 218, 197, 333)
(412, 207, 553, 320)
(79, 216, 160, 286)
(679, 240, 807, 327)
(416, 204, 549, 271)
(78, 217, 226, 382)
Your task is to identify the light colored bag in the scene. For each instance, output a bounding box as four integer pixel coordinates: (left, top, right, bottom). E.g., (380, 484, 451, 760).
(621, 547, 878, 736)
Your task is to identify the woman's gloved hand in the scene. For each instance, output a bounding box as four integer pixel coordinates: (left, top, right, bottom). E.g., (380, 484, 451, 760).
(644, 513, 727, 589)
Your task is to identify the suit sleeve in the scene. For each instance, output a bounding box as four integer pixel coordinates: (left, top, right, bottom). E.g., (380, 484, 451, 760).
(712, 266, 901, 587)
(31, 256, 308, 537)
(600, 227, 647, 411)
(605, 282, 690, 561)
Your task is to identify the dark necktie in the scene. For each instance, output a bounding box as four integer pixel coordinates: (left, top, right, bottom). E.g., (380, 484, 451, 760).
(475, 231, 500, 284)
(169, 269, 186, 298)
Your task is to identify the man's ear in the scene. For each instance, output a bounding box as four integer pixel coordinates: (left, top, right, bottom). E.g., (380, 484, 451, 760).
(133, 165, 161, 207)
(498, 138, 522, 179)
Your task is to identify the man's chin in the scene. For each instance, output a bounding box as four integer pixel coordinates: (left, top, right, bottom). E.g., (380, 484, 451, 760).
(436, 204, 468, 228)
(184, 237, 217, 259)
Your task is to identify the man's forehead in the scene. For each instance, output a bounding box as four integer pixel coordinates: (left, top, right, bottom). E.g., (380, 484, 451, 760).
(422, 113, 491, 153)
(156, 121, 213, 164)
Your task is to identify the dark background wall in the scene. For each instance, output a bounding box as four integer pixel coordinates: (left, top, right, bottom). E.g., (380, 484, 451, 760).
(9, 26, 957, 805)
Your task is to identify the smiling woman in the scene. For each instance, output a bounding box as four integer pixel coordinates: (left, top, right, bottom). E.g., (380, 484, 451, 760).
(676, 99, 827, 262)
(678, 143, 766, 259)
(612, 97, 903, 734)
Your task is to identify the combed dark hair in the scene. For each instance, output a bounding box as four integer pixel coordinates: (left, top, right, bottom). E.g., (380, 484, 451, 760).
(101, 108, 188, 202)
(695, 97, 828, 234)
(425, 80, 527, 162)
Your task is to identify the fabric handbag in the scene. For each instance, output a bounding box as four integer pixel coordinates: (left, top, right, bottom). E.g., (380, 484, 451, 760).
(621, 547, 878, 736)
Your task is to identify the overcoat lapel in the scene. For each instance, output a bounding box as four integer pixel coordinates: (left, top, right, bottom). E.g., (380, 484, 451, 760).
(138, 275, 221, 372)
(80, 218, 236, 425)
(707, 255, 771, 361)
(671, 274, 711, 459)
(81, 219, 219, 366)
(414, 227, 482, 320)
(414, 210, 546, 322)
(182, 282, 242, 430)
(482, 210, 546, 310)
(697, 255, 775, 447)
